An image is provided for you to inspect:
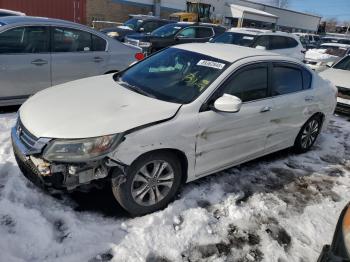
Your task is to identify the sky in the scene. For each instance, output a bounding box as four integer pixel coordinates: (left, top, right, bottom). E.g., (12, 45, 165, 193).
(286, 0, 350, 22)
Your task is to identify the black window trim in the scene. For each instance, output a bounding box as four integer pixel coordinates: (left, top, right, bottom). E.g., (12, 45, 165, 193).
(200, 60, 313, 112)
(0, 24, 51, 55)
(50, 25, 108, 53)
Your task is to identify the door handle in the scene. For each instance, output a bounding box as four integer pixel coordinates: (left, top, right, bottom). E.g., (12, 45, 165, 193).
(31, 59, 48, 66)
(93, 57, 104, 63)
(260, 106, 272, 113)
(305, 96, 314, 102)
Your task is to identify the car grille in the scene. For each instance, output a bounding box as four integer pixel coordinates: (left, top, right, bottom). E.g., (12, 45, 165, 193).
(125, 38, 139, 47)
(303, 60, 317, 65)
(337, 86, 350, 100)
(16, 120, 39, 149)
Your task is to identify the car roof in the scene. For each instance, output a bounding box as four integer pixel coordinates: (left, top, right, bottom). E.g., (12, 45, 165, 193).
(0, 15, 79, 26)
(227, 27, 270, 35)
(226, 28, 299, 39)
(0, 8, 25, 16)
(174, 43, 284, 63)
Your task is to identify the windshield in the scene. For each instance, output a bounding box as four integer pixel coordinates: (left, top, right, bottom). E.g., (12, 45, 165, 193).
(333, 56, 350, 71)
(124, 18, 143, 30)
(116, 48, 229, 104)
(211, 32, 256, 47)
(151, 23, 183, 37)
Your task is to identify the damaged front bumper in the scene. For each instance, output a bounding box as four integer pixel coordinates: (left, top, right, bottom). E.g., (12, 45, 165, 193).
(11, 123, 125, 193)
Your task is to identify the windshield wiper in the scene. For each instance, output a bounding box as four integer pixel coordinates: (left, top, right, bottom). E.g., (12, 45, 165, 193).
(118, 81, 155, 98)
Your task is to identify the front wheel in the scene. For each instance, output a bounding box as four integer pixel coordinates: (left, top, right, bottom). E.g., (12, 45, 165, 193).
(112, 152, 182, 216)
(293, 115, 322, 153)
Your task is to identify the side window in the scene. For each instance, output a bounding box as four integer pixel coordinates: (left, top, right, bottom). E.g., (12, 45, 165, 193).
(251, 35, 270, 49)
(286, 37, 298, 48)
(272, 65, 303, 96)
(177, 27, 196, 38)
(0, 26, 49, 54)
(270, 36, 288, 50)
(92, 34, 106, 51)
(196, 27, 214, 38)
(220, 64, 268, 102)
(142, 21, 159, 33)
(53, 27, 91, 52)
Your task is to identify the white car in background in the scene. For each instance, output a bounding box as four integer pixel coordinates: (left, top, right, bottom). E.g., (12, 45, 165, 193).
(211, 28, 305, 61)
(304, 43, 350, 72)
(320, 55, 350, 113)
(12, 44, 336, 216)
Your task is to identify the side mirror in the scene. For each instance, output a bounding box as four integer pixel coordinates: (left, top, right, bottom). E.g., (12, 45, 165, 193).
(212, 94, 242, 113)
(255, 45, 266, 50)
(317, 203, 350, 261)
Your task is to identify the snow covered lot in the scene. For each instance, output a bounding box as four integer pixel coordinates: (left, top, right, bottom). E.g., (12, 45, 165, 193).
(1, 110, 350, 262)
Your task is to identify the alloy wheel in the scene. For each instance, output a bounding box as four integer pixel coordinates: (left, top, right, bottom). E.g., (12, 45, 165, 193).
(301, 119, 319, 149)
(131, 160, 174, 206)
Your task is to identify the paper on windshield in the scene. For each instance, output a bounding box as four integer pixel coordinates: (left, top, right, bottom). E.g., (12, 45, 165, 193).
(197, 60, 225, 70)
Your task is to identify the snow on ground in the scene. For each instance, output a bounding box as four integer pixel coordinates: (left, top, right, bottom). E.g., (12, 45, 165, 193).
(1, 111, 350, 262)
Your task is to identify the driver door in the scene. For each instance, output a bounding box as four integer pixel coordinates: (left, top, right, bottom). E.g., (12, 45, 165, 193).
(195, 63, 275, 177)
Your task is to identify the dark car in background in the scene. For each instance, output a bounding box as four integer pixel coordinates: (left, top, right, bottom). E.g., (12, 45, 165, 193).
(100, 15, 173, 42)
(124, 22, 226, 54)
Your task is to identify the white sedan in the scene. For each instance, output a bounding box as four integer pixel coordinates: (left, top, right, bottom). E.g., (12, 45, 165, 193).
(320, 55, 350, 113)
(12, 43, 336, 216)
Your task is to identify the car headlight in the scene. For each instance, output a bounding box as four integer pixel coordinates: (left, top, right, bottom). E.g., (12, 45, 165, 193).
(43, 134, 122, 162)
(139, 41, 151, 48)
(107, 31, 119, 38)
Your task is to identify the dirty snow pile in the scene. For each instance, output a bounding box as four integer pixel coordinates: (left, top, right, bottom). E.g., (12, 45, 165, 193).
(305, 48, 338, 61)
(1, 112, 350, 262)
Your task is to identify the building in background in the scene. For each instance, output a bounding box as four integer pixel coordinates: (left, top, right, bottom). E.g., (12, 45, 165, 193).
(0, 0, 322, 33)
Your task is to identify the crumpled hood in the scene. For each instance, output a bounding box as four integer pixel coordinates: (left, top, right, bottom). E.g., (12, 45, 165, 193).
(319, 68, 350, 89)
(305, 49, 338, 62)
(19, 74, 181, 139)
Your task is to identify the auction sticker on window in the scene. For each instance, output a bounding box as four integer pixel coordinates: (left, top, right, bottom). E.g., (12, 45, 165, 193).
(197, 60, 225, 70)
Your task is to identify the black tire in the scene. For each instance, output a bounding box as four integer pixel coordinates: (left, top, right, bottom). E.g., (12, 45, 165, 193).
(112, 151, 182, 216)
(293, 114, 323, 153)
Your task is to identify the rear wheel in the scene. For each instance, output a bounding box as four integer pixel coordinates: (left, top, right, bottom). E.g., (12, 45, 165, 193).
(293, 115, 322, 153)
(112, 152, 182, 216)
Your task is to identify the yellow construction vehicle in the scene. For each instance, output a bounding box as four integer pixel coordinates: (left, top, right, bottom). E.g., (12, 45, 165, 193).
(169, 1, 213, 23)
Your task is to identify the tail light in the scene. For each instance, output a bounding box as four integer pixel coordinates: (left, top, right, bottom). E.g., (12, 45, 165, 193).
(135, 52, 145, 61)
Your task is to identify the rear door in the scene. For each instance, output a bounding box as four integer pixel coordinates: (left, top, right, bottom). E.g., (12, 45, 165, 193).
(51, 26, 108, 86)
(0, 26, 51, 101)
(265, 62, 314, 151)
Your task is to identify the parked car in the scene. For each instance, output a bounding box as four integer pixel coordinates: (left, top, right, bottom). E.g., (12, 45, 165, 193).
(320, 55, 350, 114)
(0, 16, 143, 106)
(322, 36, 350, 45)
(317, 203, 350, 262)
(124, 22, 226, 54)
(100, 15, 173, 42)
(293, 33, 321, 49)
(0, 8, 25, 17)
(12, 44, 336, 216)
(211, 28, 306, 61)
(304, 43, 350, 72)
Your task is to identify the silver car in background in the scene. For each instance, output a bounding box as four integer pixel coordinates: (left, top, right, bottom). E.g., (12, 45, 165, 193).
(0, 16, 142, 106)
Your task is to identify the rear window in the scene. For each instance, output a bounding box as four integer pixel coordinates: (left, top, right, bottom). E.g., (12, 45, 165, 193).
(333, 56, 350, 71)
